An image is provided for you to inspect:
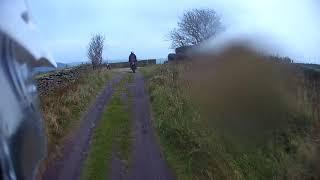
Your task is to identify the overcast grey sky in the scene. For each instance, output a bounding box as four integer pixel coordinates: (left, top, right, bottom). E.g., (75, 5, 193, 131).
(30, 0, 320, 63)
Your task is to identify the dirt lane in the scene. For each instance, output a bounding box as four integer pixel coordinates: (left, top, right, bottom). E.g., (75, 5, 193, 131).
(42, 74, 124, 180)
(127, 73, 174, 180)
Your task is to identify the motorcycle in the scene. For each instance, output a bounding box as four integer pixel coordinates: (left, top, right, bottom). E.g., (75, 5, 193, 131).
(130, 62, 137, 73)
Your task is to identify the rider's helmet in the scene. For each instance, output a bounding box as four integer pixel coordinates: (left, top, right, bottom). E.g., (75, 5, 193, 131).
(0, 1, 56, 179)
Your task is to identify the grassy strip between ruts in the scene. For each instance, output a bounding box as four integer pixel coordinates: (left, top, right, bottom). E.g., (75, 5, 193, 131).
(81, 73, 133, 180)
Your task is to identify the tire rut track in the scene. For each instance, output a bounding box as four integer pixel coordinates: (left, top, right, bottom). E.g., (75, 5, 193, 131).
(42, 73, 124, 180)
(126, 72, 174, 180)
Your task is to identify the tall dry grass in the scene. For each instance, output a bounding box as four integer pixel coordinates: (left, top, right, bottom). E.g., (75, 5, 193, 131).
(145, 45, 320, 179)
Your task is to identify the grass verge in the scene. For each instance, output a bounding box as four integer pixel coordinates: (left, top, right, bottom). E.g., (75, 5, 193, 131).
(81, 73, 133, 180)
(143, 55, 320, 180)
(39, 67, 114, 173)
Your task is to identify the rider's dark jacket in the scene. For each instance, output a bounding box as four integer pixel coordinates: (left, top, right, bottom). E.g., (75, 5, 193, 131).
(129, 53, 137, 63)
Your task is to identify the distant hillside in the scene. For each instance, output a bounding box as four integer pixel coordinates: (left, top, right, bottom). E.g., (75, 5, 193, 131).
(298, 63, 320, 72)
(57, 62, 68, 68)
(67, 62, 90, 67)
(32, 62, 68, 75)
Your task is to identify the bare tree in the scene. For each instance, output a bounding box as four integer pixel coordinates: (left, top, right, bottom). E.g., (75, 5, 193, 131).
(88, 34, 105, 69)
(169, 8, 223, 48)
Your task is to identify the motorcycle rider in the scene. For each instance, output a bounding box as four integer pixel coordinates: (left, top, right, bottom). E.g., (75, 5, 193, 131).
(128, 51, 137, 72)
(0, 0, 56, 179)
(129, 51, 137, 62)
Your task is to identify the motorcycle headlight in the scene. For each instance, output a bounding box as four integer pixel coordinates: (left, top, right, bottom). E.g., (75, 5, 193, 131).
(0, 31, 46, 180)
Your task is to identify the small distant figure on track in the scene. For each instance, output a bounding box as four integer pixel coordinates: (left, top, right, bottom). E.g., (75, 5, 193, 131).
(106, 63, 111, 70)
(129, 51, 138, 73)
